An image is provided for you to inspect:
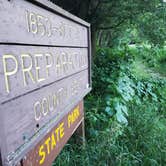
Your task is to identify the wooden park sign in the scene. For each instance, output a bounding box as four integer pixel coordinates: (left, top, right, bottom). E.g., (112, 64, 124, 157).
(0, 0, 91, 166)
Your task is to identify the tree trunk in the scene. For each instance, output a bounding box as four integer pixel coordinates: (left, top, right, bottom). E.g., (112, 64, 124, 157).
(91, 26, 97, 58)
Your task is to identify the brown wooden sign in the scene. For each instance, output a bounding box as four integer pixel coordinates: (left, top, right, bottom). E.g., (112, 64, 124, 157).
(1, 70, 89, 163)
(20, 101, 84, 166)
(0, 0, 91, 166)
(0, 46, 88, 103)
(0, 0, 88, 47)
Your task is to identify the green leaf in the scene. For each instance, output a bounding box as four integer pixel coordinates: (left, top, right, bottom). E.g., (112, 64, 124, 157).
(116, 111, 128, 124)
(105, 106, 114, 116)
(115, 102, 128, 124)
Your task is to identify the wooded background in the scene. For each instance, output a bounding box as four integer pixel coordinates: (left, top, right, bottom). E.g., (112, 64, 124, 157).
(51, 0, 166, 53)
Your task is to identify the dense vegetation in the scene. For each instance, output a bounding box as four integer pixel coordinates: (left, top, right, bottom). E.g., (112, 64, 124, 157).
(53, 46, 166, 166)
(51, 0, 166, 53)
(51, 0, 166, 165)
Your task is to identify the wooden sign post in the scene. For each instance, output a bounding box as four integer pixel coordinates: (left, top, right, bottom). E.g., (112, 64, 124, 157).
(20, 101, 84, 166)
(0, 0, 91, 165)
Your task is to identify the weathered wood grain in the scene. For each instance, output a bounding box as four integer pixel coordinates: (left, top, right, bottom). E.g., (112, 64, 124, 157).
(0, 70, 89, 166)
(0, 0, 91, 165)
(0, 45, 88, 103)
(0, 0, 88, 47)
(20, 101, 84, 166)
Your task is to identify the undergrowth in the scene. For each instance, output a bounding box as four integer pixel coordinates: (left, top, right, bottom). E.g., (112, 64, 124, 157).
(53, 46, 166, 166)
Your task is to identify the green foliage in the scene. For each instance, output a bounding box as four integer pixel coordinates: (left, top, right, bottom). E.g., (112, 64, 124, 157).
(53, 46, 166, 166)
(50, 1, 166, 164)
(137, 3, 166, 46)
(92, 47, 132, 96)
(130, 45, 166, 77)
(51, 0, 165, 48)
